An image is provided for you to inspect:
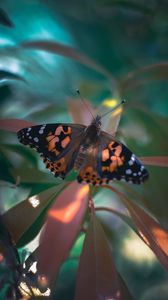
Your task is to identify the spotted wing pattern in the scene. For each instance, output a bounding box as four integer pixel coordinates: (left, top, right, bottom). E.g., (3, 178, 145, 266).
(77, 132, 149, 185)
(17, 123, 85, 178)
(18, 123, 149, 185)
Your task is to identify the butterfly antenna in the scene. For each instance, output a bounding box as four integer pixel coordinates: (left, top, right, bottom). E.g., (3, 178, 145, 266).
(76, 89, 95, 120)
(101, 99, 126, 119)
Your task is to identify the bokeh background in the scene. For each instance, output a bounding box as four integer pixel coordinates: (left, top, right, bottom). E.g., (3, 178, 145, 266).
(0, 0, 168, 299)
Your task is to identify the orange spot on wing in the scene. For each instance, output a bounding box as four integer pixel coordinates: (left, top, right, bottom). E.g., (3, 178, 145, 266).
(102, 149, 110, 161)
(46, 134, 55, 142)
(108, 141, 115, 150)
(55, 126, 63, 135)
(65, 127, 72, 134)
(61, 136, 70, 148)
(85, 166, 93, 173)
(55, 126, 72, 136)
(56, 158, 66, 172)
(102, 166, 109, 172)
(109, 158, 118, 172)
(115, 145, 122, 157)
(47, 136, 59, 151)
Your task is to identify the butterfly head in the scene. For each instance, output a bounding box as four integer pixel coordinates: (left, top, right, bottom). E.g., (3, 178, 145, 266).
(92, 115, 102, 128)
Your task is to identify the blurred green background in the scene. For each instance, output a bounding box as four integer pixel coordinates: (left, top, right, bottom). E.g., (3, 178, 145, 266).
(0, 0, 168, 299)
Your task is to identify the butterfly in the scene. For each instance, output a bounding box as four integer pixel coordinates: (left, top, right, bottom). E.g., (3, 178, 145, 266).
(17, 112, 149, 185)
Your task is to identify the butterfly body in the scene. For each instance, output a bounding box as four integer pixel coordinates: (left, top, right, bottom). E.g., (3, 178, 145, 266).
(17, 116, 149, 185)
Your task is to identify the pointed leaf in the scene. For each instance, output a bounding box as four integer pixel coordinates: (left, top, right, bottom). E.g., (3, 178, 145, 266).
(0, 119, 35, 132)
(95, 206, 137, 234)
(140, 156, 168, 167)
(75, 211, 133, 300)
(38, 181, 89, 281)
(1, 144, 38, 168)
(103, 185, 168, 271)
(21, 40, 114, 80)
(0, 70, 25, 84)
(2, 183, 67, 245)
(0, 8, 14, 27)
(98, 98, 123, 134)
(120, 62, 168, 92)
(68, 98, 95, 125)
(99, 1, 153, 16)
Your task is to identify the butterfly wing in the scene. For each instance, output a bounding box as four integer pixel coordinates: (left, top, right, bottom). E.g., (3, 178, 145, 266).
(17, 123, 86, 178)
(99, 131, 149, 184)
(77, 131, 149, 185)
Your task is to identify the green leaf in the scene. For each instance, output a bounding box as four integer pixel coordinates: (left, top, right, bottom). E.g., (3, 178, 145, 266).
(1, 144, 38, 168)
(98, 0, 153, 16)
(2, 183, 68, 246)
(0, 8, 14, 27)
(0, 149, 15, 182)
(0, 70, 25, 84)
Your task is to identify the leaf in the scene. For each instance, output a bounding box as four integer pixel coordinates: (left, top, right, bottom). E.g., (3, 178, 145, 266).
(68, 97, 123, 135)
(2, 183, 67, 245)
(0, 70, 25, 84)
(68, 98, 95, 125)
(140, 156, 168, 167)
(101, 0, 153, 16)
(21, 40, 114, 80)
(95, 206, 137, 234)
(1, 144, 38, 168)
(98, 98, 124, 134)
(0, 8, 14, 27)
(11, 168, 57, 186)
(75, 210, 133, 300)
(0, 149, 15, 182)
(0, 216, 20, 268)
(119, 105, 168, 220)
(120, 62, 168, 92)
(38, 181, 89, 282)
(103, 185, 168, 271)
(0, 217, 21, 299)
(0, 119, 35, 132)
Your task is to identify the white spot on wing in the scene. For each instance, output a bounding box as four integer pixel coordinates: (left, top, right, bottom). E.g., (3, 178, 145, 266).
(126, 169, 132, 175)
(128, 160, 134, 166)
(34, 137, 39, 142)
(131, 154, 135, 161)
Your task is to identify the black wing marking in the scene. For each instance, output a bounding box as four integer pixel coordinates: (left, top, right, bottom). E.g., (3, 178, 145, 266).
(98, 131, 149, 184)
(17, 123, 86, 160)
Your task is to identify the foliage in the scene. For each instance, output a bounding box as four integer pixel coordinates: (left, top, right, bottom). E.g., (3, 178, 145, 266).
(0, 1, 168, 299)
